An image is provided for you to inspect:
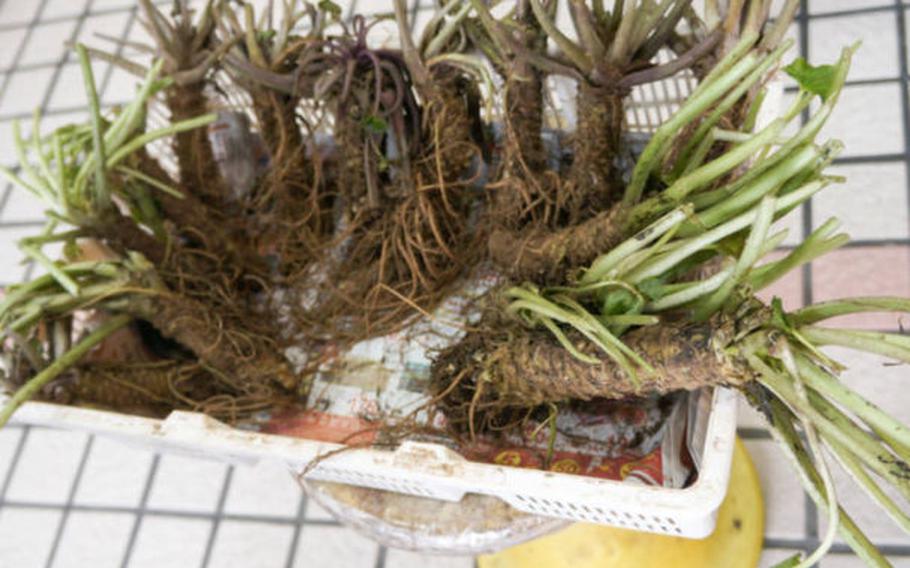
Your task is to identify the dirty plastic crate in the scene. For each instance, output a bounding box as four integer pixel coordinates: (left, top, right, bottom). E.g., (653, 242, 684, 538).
(0, 70, 777, 539)
(1, 387, 737, 538)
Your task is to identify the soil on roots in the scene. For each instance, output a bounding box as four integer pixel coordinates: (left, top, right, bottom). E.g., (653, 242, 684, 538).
(251, 88, 306, 162)
(294, 72, 480, 342)
(488, 204, 625, 284)
(483, 79, 628, 283)
(567, 83, 627, 215)
(431, 312, 755, 437)
(128, 290, 298, 392)
(166, 83, 227, 207)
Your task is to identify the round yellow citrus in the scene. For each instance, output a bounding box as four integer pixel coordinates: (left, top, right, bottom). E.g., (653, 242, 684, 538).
(479, 438, 763, 568)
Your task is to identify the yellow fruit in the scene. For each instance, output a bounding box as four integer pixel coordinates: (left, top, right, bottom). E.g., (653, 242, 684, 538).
(479, 438, 763, 568)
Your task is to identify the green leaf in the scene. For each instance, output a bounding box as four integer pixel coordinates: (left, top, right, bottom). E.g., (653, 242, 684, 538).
(361, 115, 388, 134)
(318, 0, 342, 18)
(63, 239, 80, 262)
(256, 30, 277, 44)
(717, 232, 747, 258)
(769, 297, 793, 332)
(783, 58, 839, 101)
(637, 277, 665, 302)
(601, 288, 640, 316)
(770, 553, 802, 568)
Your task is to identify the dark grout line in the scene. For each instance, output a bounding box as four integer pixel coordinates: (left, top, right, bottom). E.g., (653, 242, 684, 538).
(0, 499, 343, 527)
(346, 0, 360, 21)
(806, 4, 898, 20)
(0, 0, 139, 279)
(0, 59, 67, 77)
(0, 100, 132, 122)
(408, 0, 419, 33)
(765, 537, 910, 556)
(118, 454, 160, 568)
(0, 0, 169, 33)
(831, 153, 906, 165)
(374, 545, 388, 568)
(776, 237, 910, 250)
(283, 493, 309, 568)
(6, 0, 99, 288)
(783, 76, 905, 91)
(797, 0, 819, 555)
(43, 436, 95, 568)
(0, 426, 30, 507)
(0, 0, 52, 111)
(0, 183, 14, 221)
(199, 466, 234, 568)
(0, 220, 49, 229)
(737, 428, 773, 440)
(894, 0, 910, 365)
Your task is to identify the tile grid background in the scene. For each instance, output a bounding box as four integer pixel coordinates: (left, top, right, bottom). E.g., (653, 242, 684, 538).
(1, 0, 910, 566)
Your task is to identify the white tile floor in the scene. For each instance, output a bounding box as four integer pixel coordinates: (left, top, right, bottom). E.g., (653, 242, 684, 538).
(1, 1, 910, 567)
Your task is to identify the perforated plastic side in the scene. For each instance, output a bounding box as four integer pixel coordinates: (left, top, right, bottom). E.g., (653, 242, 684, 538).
(506, 494, 687, 535)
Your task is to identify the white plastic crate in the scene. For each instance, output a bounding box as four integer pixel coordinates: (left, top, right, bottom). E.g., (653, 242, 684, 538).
(2, 387, 737, 538)
(1, 70, 777, 539)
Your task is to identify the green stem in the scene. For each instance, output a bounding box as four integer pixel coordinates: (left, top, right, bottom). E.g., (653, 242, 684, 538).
(0, 314, 131, 428)
(764, 397, 892, 567)
(115, 165, 183, 199)
(554, 293, 654, 374)
(791, 297, 910, 326)
(425, 2, 473, 58)
(105, 114, 217, 169)
(674, 39, 794, 174)
(627, 181, 825, 283)
(31, 109, 58, 195)
(20, 229, 87, 245)
(12, 120, 55, 204)
(529, 0, 591, 73)
(0, 165, 49, 205)
(598, 314, 659, 326)
(623, 50, 762, 207)
(680, 128, 716, 176)
(0, 262, 114, 316)
(8, 280, 130, 335)
(505, 287, 650, 380)
(538, 316, 600, 365)
(750, 353, 910, 499)
(693, 195, 775, 320)
(719, 45, 854, 206)
(712, 130, 754, 143)
(778, 344, 839, 568)
(607, 0, 638, 63)
(243, 3, 268, 68)
(665, 117, 786, 204)
(610, 218, 685, 283)
(795, 353, 910, 463)
(626, 0, 670, 53)
(681, 143, 822, 234)
(581, 207, 691, 284)
(742, 87, 766, 135)
(646, 264, 734, 311)
(644, 231, 787, 313)
(809, 389, 910, 501)
(103, 60, 166, 152)
(19, 243, 81, 296)
(800, 327, 910, 364)
(76, 44, 109, 210)
(826, 434, 910, 535)
(749, 218, 848, 291)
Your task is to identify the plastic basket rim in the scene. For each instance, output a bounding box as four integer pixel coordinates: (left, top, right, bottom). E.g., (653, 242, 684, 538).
(0, 385, 737, 515)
